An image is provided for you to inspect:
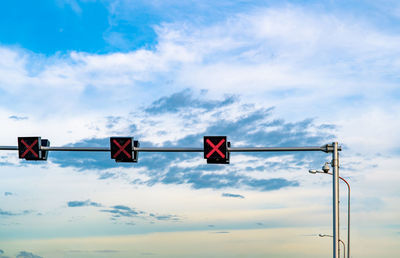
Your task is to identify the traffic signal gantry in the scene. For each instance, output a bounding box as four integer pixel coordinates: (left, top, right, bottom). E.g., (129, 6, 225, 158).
(5, 136, 338, 164)
(0, 136, 343, 258)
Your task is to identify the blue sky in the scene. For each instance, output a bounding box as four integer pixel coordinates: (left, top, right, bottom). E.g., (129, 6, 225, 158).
(0, 0, 400, 257)
(1, 0, 399, 54)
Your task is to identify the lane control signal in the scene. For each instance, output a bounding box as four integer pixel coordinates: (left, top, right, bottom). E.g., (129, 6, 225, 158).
(110, 137, 139, 162)
(204, 136, 230, 164)
(18, 136, 50, 161)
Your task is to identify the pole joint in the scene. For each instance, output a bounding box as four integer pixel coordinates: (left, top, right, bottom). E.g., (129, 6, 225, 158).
(321, 144, 342, 153)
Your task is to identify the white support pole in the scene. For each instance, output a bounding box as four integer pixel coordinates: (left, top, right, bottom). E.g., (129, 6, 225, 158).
(332, 142, 340, 258)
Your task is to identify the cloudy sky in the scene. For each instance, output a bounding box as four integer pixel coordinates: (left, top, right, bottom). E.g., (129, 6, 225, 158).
(0, 0, 399, 257)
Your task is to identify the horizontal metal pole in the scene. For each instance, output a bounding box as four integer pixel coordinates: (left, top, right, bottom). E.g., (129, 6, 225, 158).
(42, 147, 203, 152)
(138, 147, 203, 152)
(0, 146, 18, 150)
(229, 147, 325, 152)
(0, 145, 341, 152)
(41, 147, 110, 151)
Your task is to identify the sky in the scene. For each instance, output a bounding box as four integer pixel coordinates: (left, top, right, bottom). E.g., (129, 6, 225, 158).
(0, 0, 400, 257)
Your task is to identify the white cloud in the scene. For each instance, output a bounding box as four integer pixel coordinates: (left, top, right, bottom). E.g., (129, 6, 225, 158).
(1, 6, 399, 123)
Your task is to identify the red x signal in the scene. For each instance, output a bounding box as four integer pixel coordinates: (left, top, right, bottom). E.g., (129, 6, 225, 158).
(20, 139, 39, 158)
(112, 139, 132, 159)
(206, 138, 226, 158)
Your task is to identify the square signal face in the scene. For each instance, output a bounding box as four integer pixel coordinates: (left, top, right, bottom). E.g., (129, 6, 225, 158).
(110, 137, 134, 162)
(18, 137, 42, 160)
(204, 136, 229, 164)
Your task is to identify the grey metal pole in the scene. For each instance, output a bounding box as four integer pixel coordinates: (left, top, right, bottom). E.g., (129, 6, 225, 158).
(0, 146, 18, 150)
(339, 239, 346, 258)
(0, 145, 341, 152)
(347, 183, 350, 258)
(332, 142, 340, 258)
(339, 176, 351, 258)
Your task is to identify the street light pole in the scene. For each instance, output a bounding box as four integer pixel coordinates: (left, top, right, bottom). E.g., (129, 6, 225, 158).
(339, 176, 350, 258)
(333, 142, 340, 258)
(310, 154, 350, 258)
(309, 170, 351, 258)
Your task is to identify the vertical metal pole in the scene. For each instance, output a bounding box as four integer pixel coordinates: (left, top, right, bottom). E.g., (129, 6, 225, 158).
(341, 178, 350, 258)
(332, 142, 340, 258)
(348, 186, 350, 258)
(339, 240, 346, 258)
